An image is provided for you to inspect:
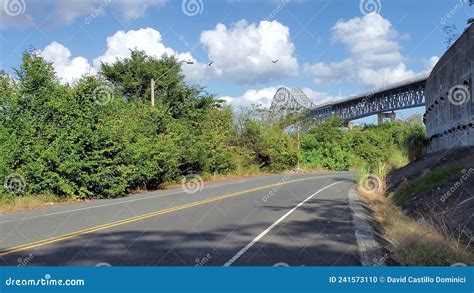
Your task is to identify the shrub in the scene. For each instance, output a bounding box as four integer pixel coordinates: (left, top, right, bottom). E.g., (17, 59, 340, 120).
(1, 51, 299, 200)
(302, 119, 352, 171)
(301, 119, 427, 172)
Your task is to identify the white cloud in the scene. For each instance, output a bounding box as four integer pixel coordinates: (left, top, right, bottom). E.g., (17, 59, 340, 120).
(305, 13, 416, 88)
(38, 28, 213, 85)
(304, 59, 352, 85)
(112, 0, 167, 21)
(50, 0, 167, 24)
(0, 0, 167, 28)
(423, 56, 439, 72)
(200, 19, 299, 84)
(221, 87, 279, 108)
(221, 86, 340, 109)
(0, 0, 34, 28)
(36, 20, 299, 86)
(179, 56, 219, 84)
(40, 41, 96, 84)
(300, 87, 341, 106)
(50, 0, 101, 25)
(93, 28, 213, 84)
(93, 28, 174, 67)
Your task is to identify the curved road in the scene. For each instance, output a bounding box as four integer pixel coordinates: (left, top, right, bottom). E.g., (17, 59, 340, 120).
(0, 172, 367, 266)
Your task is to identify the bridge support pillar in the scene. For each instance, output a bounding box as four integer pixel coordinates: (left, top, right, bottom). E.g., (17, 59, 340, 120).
(347, 121, 354, 130)
(377, 112, 396, 125)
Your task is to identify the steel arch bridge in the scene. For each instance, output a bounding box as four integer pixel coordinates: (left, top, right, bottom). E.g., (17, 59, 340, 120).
(269, 87, 315, 121)
(269, 73, 428, 124)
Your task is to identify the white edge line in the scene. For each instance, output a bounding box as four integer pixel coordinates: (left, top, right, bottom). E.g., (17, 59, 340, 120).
(0, 175, 337, 224)
(0, 179, 245, 224)
(223, 181, 343, 267)
(347, 188, 384, 266)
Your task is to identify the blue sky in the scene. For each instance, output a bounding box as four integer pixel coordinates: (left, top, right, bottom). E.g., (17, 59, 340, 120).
(1, 0, 473, 123)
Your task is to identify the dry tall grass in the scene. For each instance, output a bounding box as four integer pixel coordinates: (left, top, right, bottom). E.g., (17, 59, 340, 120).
(357, 168, 474, 266)
(0, 194, 69, 214)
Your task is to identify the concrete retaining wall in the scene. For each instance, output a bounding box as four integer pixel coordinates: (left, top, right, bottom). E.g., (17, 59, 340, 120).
(425, 24, 474, 153)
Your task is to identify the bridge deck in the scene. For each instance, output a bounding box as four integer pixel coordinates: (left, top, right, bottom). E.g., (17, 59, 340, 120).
(270, 73, 429, 123)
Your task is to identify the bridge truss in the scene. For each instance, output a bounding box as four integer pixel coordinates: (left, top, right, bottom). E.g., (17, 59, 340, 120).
(269, 87, 315, 121)
(270, 74, 429, 124)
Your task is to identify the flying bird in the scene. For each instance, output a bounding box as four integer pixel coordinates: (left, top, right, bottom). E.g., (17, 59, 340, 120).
(272, 60, 279, 63)
(208, 61, 214, 66)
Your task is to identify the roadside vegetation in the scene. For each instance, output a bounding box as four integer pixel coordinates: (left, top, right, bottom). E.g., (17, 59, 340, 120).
(355, 144, 473, 265)
(300, 117, 423, 171)
(0, 50, 299, 208)
(298, 115, 473, 265)
(0, 49, 422, 205)
(2, 50, 472, 265)
(357, 165, 473, 266)
(390, 166, 462, 205)
(293, 113, 473, 265)
(0, 51, 429, 209)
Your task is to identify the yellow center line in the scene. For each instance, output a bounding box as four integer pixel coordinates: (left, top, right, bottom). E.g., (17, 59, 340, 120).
(0, 175, 336, 257)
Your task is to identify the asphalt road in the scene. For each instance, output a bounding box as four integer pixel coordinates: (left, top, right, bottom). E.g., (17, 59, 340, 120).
(0, 172, 363, 266)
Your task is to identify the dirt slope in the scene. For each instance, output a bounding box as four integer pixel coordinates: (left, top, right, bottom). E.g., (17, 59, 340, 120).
(387, 147, 474, 243)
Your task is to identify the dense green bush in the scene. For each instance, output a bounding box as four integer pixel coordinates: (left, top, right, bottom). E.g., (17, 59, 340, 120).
(236, 120, 298, 171)
(0, 51, 298, 199)
(302, 118, 352, 170)
(404, 126, 428, 161)
(301, 119, 427, 171)
(0, 50, 427, 199)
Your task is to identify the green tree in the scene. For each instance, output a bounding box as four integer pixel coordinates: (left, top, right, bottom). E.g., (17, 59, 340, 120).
(100, 50, 213, 119)
(302, 118, 352, 170)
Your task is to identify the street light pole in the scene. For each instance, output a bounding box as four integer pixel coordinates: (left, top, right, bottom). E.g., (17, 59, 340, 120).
(151, 78, 155, 107)
(150, 60, 194, 107)
(296, 123, 301, 171)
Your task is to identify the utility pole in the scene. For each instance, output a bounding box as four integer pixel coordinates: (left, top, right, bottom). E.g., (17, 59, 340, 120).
(150, 59, 193, 107)
(296, 123, 301, 170)
(150, 78, 155, 107)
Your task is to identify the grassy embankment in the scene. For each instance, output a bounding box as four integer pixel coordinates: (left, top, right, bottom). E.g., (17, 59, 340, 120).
(356, 161, 473, 265)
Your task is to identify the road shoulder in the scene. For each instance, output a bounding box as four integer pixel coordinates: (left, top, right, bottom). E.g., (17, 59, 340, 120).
(348, 188, 387, 266)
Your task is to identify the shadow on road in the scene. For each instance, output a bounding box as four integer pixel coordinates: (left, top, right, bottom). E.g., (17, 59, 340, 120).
(1, 182, 361, 266)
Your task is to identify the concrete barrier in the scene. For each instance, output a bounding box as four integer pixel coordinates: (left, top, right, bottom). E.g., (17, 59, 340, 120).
(425, 23, 473, 153)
